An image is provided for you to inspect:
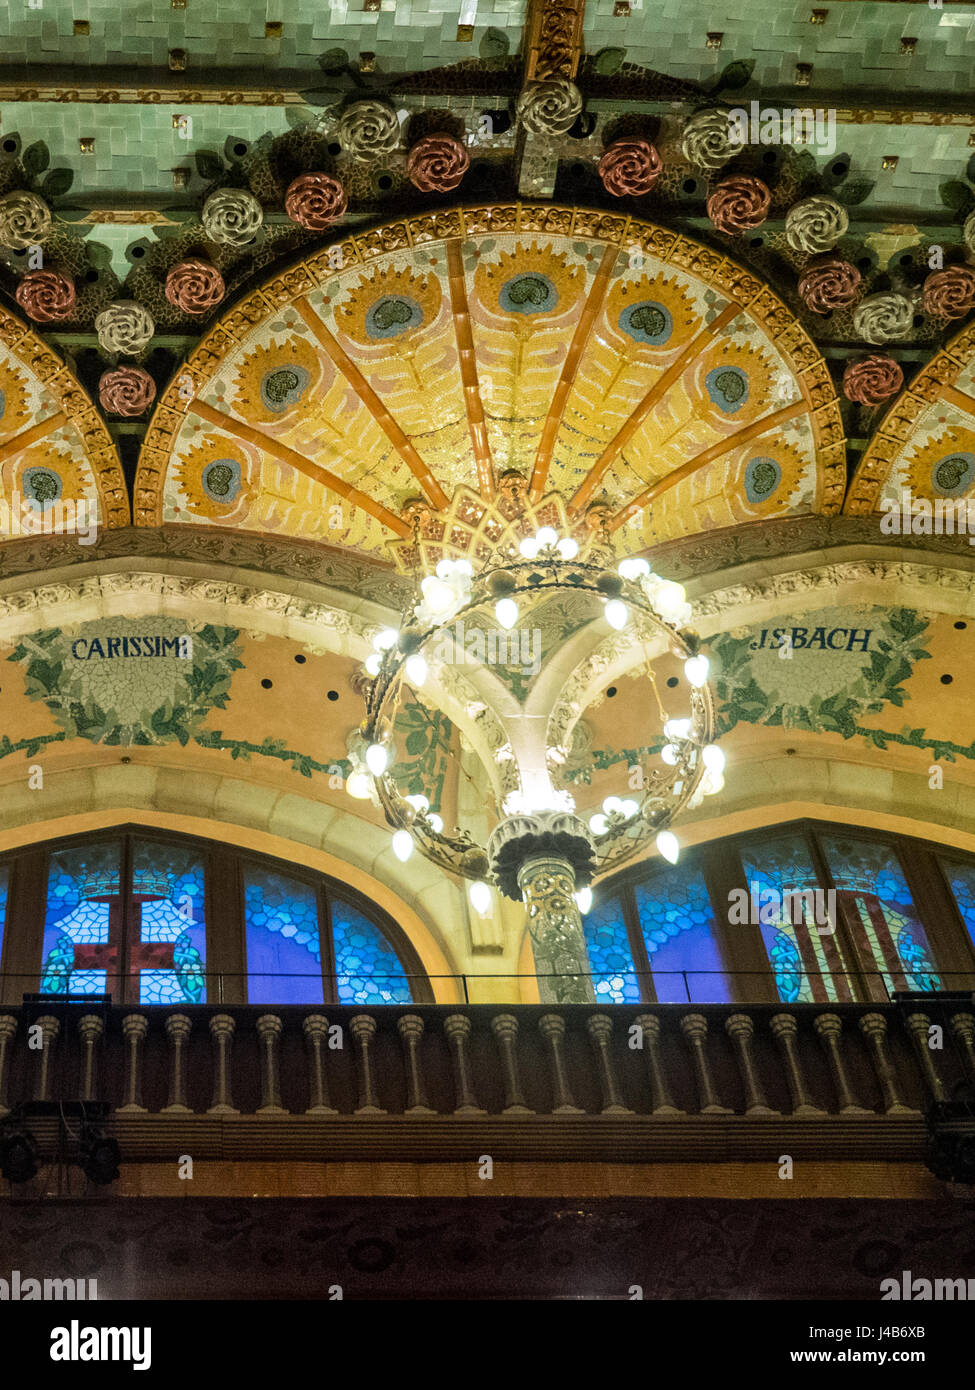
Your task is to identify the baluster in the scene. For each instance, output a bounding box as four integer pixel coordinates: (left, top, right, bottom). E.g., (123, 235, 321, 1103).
(725, 1014, 778, 1115)
(490, 1014, 533, 1114)
(859, 1012, 916, 1113)
(118, 1014, 149, 1113)
(950, 1013, 975, 1083)
(163, 1014, 193, 1113)
(77, 1014, 103, 1102)
(813, 1012, 871, 1113)
(586, 1014, 632, 1114)
(33, 1015, 60, 1102)
(350, 1015, 386, 1114)
(257, 1014, 287, 1114)
(303, 1015, 336, 1115)
(0, 1016, 17, 1116)
(538, 1014, 582, 1114)
(769, 1014, 825, 1116)
(397, 1015, 435, 1114)
(444, 1015, 485, 1114)
(208, 1014, 238, 1115)
(635, 1014, 683, 1115)
(902, 1012, 947, 1104)
(679, 1013, 732, 1114)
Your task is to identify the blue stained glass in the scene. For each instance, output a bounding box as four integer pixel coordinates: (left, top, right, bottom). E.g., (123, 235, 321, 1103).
(582, 895, 641, 1003)
(822, 834, 941, 995)
(133, 841, 206, 1005)
(245, 865, 323, 1004)
(332, 899, 412, 1005)
(945, 860, 975, 954)
(0, 865, 8, 979)
(635, 866, 729, 1002)
(40, 841, 121, 996)
(743, 834, 846, 1004)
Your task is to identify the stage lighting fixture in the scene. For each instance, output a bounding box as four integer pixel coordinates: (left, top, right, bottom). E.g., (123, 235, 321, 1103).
(0, 1129, 39, 1183)
(79, 1129, 121, 1186)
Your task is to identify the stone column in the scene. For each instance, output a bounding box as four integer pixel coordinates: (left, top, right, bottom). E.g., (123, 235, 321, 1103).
(163, 1014, 193, 1113)
(78, 1014, 104, 1102)
(303, 1015, 337, 1115)
(539, 1013, 583, 1113)
(635, 1014, 683, 1115)
(119, 1014, 149, 1113)
(725, 1014, 778, 1116)
(679, 1013, 731, 1114)
(488, 813, 596, 1006)
(33, 1015, 60, 1102)
(0, 1016, 17, 1116)
(350, 1015, 385, 1115)
(586, 1014, 632, 1114)
(860, 1012, 916, 1113)
(770, 1013, 825, 1116)
(208, 1014, 238, 1114)
(256, 1014, 287, 1114)
(490, 1014, 533, 1114)
(813, 1012, 871, 1114)
(398, 1015, 435, 1114)
(444, 1014, 485, 1114)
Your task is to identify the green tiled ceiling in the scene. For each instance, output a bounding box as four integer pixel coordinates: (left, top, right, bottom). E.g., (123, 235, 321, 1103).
(0, 0, 528, 76)
(584, 0, 975, 98)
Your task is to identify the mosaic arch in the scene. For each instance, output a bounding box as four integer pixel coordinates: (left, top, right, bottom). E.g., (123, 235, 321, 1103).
(135, 205, 845, 559)
(847, 319, 975, 517)
(0, 303, 128, 533)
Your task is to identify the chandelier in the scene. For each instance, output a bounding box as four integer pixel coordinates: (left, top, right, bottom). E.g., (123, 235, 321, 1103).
(347, 510, 727, 1003)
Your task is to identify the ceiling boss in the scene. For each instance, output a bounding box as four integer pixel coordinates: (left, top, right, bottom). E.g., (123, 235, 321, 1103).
(348, 478, 726, 1004)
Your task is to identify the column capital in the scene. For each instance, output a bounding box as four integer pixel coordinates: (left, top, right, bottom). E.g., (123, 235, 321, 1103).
(490, 1013, 519, 1042)
(209, 1013, 236, 1039)
(769, 1013, 798, 1040)
(349, 1014, 378, 1042)
(165, 1013, 192, 1042)
(302, 1014, 330, 1041)
(725, 1013, 755, 1041)
(586, 1013, 614, 1043)
(397, 1014, 425, 1042)
(256, 1014, 283, 1039)
(444, 1013, 472, 1041)
(77, 1014, 104, 1042)
(122, 1014, 149, 1040)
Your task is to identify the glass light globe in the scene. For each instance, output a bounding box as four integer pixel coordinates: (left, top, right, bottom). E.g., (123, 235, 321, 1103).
(346, 770, 372, 800)
(702, 744, 726, 775)
(469, 881, 492, 915)
(574, 886, 593, 915)
(519, 537, 540, 560)
(535, 526, 557, 547)
(421, 576, 456, 614)
(653, 580, 686, 620)
(495, 597, 519, 629)
(620, 799, 640, 819)
(435, 559, 456, 578)
(373, 628, 399, 651)
(392, 830, 414, 862)
(364, 653, 382, 677)
(427, 813, 444, 833)
(557, 537, 579, 560)
(656, 830, 680, 864)
(618, 557, 650, 581)
(684, 654, 710, 687)
(604, 599, 628, 630)
(589, 812, 609, 835)
(405, 654, 428, 686)
(703, 771, 724, 796)
(660, 743, 679, 766)
(405, 793, 430, 813)
(663, 718, 692, 741)
(603, 796, 624, 816)
(365, 743, 388, 776)
(454, 558, 473, 576)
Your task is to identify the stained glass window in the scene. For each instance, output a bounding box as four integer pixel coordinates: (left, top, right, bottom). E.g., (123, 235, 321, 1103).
(743, 834, 851, 1004)
(822, 834, 941, 996)
(132, 840, 206, 1005)
(244, 865, 324, 1004)
(635, 866, 729, 1003)
(40, 841, 121, 997)
(582, 895, 641, 1004)
(332, 899, 412, 1004)
(0, 864, 9, 980)
(944, 859, 975, 954)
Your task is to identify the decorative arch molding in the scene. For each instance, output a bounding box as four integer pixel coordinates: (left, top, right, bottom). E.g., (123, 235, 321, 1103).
(135, 203, 845, 559)
(847, 318, 975, 516)
(0, 799, 465, 1003)
(0, 302, 128, 531)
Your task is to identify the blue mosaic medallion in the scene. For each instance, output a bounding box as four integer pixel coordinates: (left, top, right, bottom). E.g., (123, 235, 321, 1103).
(499, 273, 558, 316)
(619, 300, 673, 346)
(365, 295, 424, 340)
(22, 465, 63, 511)
(745, 456, 782, 504)
(260, 365, 309, 414)
(931, 451, 975, 497)
(705, 365, 749, 414)
(202, 458, 241, 504)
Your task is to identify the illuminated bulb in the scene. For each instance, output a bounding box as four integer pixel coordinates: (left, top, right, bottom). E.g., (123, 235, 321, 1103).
(589, 812, 609, 836)
(365, 743, 388, 776)
(454, 558, 473, 577)
(663, 718, 692, 741)
(656, 830, 680, 865)
(421, 576, 456, 614)
(519, 537, 540, 560)
(574, 886, 593, 915)
(405, 654, 428, 686)
(621, 799, 640, 819)
(428, 813, 444, 833)
(405, 794, 430, 813)
(392, 830, 414, 862)
(535, 526, 557, 548)
(653, 580, 686, 620)
(435, 559, 455, 578)
(618, 557, 650, 581)
(364, 653, 382, 677)
(495, 597, 519, 629)
(660, 743, 679, 766)
(702, 744, 726, 775)
(703, 771, 724, 796)
(346, 770, 372, 800)
(684, 654, 710, 688)
(557, 537, 579, 560)
(603, 796, 624, 816)
(469, 880, 492, 915)
(604, 599, 628, 630)
(373, 628, 398, 652)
